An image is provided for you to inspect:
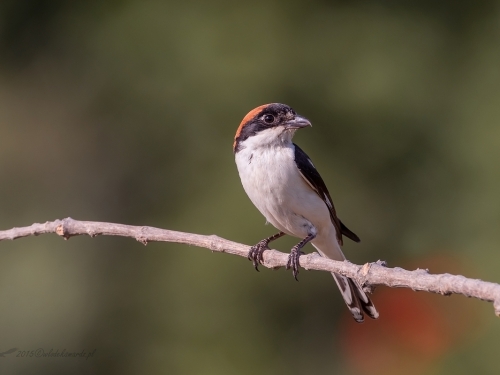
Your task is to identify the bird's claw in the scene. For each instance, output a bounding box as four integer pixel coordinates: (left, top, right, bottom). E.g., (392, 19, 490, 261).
(248, 240, 270, 271)
(286, 247, 304, 281)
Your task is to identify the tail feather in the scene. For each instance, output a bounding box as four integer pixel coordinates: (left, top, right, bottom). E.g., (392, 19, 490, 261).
(333, 273, 379, 322)
(333, 273, 364, 322)
(312, 240, 379, 322)
(350, 278, 379, 319)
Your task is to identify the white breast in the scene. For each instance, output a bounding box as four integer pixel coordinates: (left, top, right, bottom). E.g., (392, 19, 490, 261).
(235, 141, 331, 239)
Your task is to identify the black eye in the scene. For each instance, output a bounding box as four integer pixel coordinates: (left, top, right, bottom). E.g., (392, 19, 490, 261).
(263, 114, 275, 124)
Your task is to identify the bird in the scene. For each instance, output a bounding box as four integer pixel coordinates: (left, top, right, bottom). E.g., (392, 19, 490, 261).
(233, 103, 378, 322)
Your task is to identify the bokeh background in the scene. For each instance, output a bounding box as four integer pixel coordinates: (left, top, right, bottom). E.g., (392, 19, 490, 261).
(1, 0, 499, 374)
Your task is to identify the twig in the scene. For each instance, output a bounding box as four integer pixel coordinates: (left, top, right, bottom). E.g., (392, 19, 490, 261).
(1, 217, 499, 317)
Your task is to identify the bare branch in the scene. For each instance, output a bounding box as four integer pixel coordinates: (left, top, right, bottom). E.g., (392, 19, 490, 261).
(1, 217, 499, 317)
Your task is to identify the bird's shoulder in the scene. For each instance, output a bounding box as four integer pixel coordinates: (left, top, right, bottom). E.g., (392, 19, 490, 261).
(292, 143, 326, 190)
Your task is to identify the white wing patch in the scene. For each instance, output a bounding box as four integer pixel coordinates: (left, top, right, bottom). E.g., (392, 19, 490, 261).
(323, 193, 333, 209)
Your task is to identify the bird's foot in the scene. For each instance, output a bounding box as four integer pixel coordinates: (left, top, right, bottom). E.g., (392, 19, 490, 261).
(248, 240, 270, 271)
(286, 246, 305, 281)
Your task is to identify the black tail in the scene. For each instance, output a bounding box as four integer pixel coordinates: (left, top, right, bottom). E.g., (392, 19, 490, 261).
(333, 273, 379, 322)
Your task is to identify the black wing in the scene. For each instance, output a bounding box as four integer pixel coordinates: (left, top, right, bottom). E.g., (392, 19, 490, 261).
(293, 143, 360, 245)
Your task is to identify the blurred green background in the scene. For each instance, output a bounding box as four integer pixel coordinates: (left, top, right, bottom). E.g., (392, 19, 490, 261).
(1, 0, 499, 374)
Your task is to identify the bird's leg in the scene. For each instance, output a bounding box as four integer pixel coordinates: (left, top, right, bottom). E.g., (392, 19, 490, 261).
(248, 231, 286, 271)
(286, 233, 316, 281)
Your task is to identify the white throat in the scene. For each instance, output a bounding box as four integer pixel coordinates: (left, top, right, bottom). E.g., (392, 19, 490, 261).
(240, 127, 296, 151)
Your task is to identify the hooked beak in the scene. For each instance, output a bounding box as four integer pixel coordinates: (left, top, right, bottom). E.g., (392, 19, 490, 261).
(284, 115, 312, 130)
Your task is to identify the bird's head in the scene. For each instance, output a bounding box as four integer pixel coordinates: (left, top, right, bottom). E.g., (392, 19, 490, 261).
(233, 103, 311, 153)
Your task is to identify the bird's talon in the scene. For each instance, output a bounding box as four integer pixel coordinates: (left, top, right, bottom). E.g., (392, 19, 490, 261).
(253, 259, 260, 272)
(286, 246, 303, 280)
(248, 241, 269, 272)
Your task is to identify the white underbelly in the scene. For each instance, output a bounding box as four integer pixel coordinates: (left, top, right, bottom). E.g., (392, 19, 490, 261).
(235, 145, 332, 239)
